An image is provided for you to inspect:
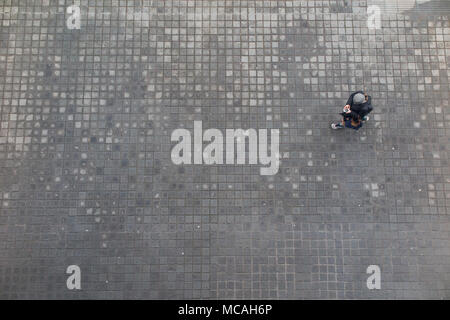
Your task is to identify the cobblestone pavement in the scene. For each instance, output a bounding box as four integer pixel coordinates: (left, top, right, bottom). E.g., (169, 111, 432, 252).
(0, 0, 449, 299)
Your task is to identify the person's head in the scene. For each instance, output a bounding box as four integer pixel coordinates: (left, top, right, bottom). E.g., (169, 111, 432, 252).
(353, 93, 365, 105)
(351, 113, 361, 124)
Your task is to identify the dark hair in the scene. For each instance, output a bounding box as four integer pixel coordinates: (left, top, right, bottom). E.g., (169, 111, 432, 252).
(350, 113, 360, 122)
(340, 111, 360, 121)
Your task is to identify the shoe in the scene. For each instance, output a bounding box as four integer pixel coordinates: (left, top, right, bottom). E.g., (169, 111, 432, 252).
(362, 116, 369, 122)
(331, 123, 344, 129)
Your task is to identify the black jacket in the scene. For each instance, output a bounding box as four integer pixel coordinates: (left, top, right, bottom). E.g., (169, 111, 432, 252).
(346, 91, 373, 118)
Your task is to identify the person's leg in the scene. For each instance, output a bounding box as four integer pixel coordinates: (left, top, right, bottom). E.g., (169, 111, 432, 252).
(331, 118, 344, 129)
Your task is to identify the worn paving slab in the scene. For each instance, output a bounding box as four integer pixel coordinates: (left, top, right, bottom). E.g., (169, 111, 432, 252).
(0, 0, 449, 299)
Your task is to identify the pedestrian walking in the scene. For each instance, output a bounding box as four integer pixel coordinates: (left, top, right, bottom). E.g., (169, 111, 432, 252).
(331, 109, 363, 130)
(331, 91, 372, 130)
